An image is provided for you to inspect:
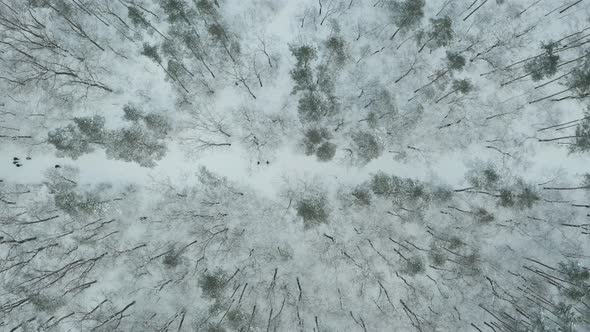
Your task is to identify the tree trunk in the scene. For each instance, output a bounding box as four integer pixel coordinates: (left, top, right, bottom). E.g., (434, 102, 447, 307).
(538, 135, 578, 142)
(543, 186, 590, 190)
(435, 89, 458, 103)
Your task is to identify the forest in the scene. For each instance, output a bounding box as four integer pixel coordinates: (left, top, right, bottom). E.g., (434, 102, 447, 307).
(1, 0, 590, 331)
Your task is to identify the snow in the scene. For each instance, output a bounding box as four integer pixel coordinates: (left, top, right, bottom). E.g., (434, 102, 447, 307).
(2, 0, 590, 331)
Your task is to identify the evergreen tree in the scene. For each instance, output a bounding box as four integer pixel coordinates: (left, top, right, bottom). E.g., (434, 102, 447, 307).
(316, 141, 337, 161)
(296, 194, 330, 228)
(289, 44, 317, 93)
(141, 43, 163, 63)
(352, 131, 382, 164)
(570, 115, 590, 153)
(47, 107, 170, 167)
(446, 51, 466, 71)
(389, 0, 426, 39)
(127, 6, 150, 29)
(325, 36, 347, 66)
(47, 123, 96, 159)
(525, 42, 559, 81)
(569, 61, 590, 97)
(421, 17, 454, 51)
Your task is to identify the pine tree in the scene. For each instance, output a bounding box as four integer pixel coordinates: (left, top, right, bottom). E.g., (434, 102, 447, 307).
(389, 0, 426, 40)
(446, 51, 466, 71)
(570, 115, 590, 153)
(525, 42, 559, 81)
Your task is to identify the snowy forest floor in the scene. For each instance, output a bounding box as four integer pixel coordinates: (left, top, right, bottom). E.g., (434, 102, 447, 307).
(2, 0, 590, 331)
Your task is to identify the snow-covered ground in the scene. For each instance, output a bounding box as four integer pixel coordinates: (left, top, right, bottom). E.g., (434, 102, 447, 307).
(2, 0, 590, 331)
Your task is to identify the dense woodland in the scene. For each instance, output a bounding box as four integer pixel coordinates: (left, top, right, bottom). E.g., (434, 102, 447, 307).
(1, 0, 590, 331)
